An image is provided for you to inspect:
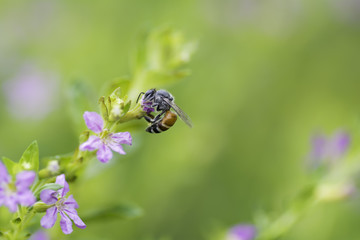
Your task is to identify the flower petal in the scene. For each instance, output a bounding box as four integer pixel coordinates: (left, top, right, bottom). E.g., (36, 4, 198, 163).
(107, 141, 126, 155)
(15, 171, 36, 191)
(60, 211, 73, 234)
(83, 111, 104, 134)
(4, 194, 17, 212)
(40, 206, 58, 229)
(310, 134, 327, 161)
(96, 143, 113, 163)
(55, 174, 69, 197)
(227, 224, 256, 240)
(64, 194, 79, 209)
(0, 162, 10, 183)
(17, 190, 36, 206)
(331, 131, 350, 159)
(29, 231, 49, 240)
(40, 189, 58, 205)
(110, 132, 132, 145)
(79, 136, 102, 151)
(64, 208, 86, 229)
(0, 195, 4, 206)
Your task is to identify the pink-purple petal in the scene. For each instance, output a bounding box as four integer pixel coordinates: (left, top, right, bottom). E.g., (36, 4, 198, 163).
(0, 195, 4, 205)
(4, 195, 17, 212)
(79, 136, 102, 151)
(331, 131, 350, 158)
(110, 132, 132, 145)
(40, 206, 58, 229)
(16, 190, 36, 206)
(83, 111, 104, 134)
(0, 162, 10, 183)
(64, 195, 79, 209)
(227, 224, 257, 240)
(29, 231, 49, 240)
(96, 143, 113, 163)
(64, 208, 86, 229)
(15, 171, 36, 191)
(60, 212, 73, 234)
(40, 189, 58, 205)
(107, 141, 126, 155)
(55, 174, 69, 197)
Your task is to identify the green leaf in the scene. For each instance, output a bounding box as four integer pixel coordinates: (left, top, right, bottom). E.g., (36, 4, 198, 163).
(38, 183, 63, 192)
(33, 183, 63, 197)
(143, 69, 191, 89)
(1, 157, 18, 176)
(123, 100, 132, 115)
(19, 141, 39, 172)
(83, 204, 143, 222)
(104, 77, 131, 98)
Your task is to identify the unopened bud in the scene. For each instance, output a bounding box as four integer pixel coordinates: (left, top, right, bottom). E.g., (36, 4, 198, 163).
(99, 96, 109, 121)
(48, 160, 60, 174)
(33, 202, 52, 213)
(316, 182, 356, 202)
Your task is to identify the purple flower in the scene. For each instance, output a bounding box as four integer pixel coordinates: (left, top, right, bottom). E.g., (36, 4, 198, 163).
(309, 130, 350, 167)
(140, 99, 155, 114)
(3, 64, 59, 120)
(40, 174, 86, 235)
(79, 112, 132, 163)
(226, 224, 256, 240)
(0, 162, 36, 212)
(29, 231, 49, 240)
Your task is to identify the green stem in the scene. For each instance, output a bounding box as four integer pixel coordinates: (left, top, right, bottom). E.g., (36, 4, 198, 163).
(10, 207, 36, 240)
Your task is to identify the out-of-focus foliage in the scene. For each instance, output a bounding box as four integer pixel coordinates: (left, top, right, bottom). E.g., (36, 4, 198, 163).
(1, 0, 360, 239)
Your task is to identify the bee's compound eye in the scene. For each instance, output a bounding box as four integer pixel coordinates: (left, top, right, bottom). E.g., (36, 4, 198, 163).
(144, 89, 156, 100)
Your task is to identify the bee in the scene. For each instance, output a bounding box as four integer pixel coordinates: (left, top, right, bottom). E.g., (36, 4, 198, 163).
(137, 89, 193, 133)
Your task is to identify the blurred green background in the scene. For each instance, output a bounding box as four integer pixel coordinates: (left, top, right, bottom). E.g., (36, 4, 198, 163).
(1, 0, 360, 239)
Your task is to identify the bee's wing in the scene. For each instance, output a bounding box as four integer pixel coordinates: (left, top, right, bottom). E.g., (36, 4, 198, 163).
(164, 98, 193, 128)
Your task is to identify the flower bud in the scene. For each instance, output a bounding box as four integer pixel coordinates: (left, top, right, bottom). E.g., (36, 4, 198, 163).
(47, 160, 60, 174)
(33, 202, 52, 213)
(316, 182, 356, 202)
(99, 96, 109, 121)
(108, 87, 131, 121)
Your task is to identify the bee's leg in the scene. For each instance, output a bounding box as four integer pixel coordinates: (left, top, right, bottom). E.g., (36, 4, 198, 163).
(152, 110, 166, 123)
(144, 113, 155, 123)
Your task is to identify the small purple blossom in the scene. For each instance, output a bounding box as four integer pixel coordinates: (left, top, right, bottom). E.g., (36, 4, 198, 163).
(79, 112, 132, 163)
(40, 174, 86, 235)
(309, 130, 350, 168)
(3, 64, 59, 120)
(141, 99, 155, 114)
(226, 224, 256, 240)
(29, 231, 49, 240)
(0, 162, 36, 212)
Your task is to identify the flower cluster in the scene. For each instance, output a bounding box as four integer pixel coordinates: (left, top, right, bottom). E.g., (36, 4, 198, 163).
(309, 130, 350, 168)
(140, 99, 155, 114)
(0, 27, 195, 239)
(0, 162, 36, 212)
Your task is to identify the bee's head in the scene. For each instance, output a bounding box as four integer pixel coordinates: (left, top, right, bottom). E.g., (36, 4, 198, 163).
(143, 88, 156, 102)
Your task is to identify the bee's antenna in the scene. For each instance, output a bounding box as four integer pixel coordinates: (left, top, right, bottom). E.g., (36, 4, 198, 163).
(136, 92, 145, 103)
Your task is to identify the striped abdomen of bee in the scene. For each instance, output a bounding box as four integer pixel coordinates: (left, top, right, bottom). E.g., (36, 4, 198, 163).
(146, 111, 177, 134)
